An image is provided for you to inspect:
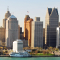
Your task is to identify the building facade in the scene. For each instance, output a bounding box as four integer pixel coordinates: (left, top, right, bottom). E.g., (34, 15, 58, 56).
(45, 8, 59, 47)
(0, 27, 5, 46)
(59, 22, 60, 26)
(20, 27, 24, 39)
(13, 39, 23, 52)
(18, 25, 20, 39)
(56, 27, 60, 48)
(6, 15, 18, 48)
(3, 10, 11, 28)
(24, 15, 33, 47)
(23, 40, 28, 47)
(43, 28, 45, 48)
(31, 17, 43, 48)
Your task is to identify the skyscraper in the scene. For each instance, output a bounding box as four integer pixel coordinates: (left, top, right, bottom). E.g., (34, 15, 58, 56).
(6, 15, 18, 48)
(3, 10, 11, 28)
(24, 15, 33, 47)
(45, 8, 59, 47)
(31, 17, 43, 48)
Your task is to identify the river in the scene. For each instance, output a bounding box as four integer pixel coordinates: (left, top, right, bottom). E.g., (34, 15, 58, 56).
(0, 57, 60, 60)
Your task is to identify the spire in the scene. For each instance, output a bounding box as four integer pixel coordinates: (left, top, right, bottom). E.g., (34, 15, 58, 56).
(5, 7, 11, 19)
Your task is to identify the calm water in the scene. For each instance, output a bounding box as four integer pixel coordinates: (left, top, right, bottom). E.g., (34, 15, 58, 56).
(0, 57, 60, 60)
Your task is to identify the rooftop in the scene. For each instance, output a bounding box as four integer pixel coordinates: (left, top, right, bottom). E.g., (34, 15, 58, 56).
(10, 15, 16, 18)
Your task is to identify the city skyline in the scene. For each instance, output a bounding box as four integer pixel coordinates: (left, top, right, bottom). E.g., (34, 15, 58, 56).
(0, 0, 60, 31)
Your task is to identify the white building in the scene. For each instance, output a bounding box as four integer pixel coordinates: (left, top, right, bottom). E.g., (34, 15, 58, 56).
(31, 17, 43, 48)
(56, 27, 60, 48)
(6, 15, 18, 48)
(13, 39, 23, 52)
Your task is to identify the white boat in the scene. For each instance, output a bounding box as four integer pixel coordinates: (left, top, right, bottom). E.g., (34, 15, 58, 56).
(9, 51, 31, 57)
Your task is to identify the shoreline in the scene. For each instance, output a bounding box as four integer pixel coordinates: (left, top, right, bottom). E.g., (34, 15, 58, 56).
(32, 55, 60, 57)
(0, 55, 60, 57)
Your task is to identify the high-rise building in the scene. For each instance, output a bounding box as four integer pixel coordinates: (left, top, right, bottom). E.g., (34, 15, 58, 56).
(31, 17, 43, 48)
(56, 26, 60, 48)
(45, 8, 59, 47)
(24, 15, 33, 47)
(6, 15, 18, 48)
(3, 10, 11, 28)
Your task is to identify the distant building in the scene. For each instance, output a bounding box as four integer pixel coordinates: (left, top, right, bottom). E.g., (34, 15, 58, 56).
(18, 25, 20, 39)
(56, 27, 60, 48)
(59, 22, 60, 26)
(6, 15, 18, 48)
(20, 27, 24, 39)
(3, 10, 11, 28)
(43, 28, 45, 48)
(31, 17, 43, 48)
(20, 32, 24, 39)
(0, 27, 5, 42)
(20, 28, 28, 47)
(0, 27, 5, 46)
(45, 8, 59, 47)
(23, 40, 28, 47)
(20, 27, 22, 33)
(13, 39, 23, 52)
(24, 15, 33, 47)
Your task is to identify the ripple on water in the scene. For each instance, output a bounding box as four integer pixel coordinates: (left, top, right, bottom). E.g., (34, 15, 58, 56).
(0, 57, 60, 60)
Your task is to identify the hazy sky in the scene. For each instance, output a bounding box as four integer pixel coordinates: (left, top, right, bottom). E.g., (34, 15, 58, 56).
(0, 0, 60, 31)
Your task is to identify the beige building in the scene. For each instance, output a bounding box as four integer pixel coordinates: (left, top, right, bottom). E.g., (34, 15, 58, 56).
(3, 10, 11, 28)
(45, 8, 59, 47)
(31, 17, 43, 48)
(0, 27, 5, 46)
(6, 15, 18, 48)
(59, 22, 60, 26)
(24, 15, 33, 47)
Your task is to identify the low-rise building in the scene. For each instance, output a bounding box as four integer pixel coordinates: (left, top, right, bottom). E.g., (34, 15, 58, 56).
(0, 27, 5, 46)
(13, 39, 23, 52)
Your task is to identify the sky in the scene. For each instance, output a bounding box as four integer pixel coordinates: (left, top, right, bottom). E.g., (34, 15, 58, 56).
(0, 0, 60, 31)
